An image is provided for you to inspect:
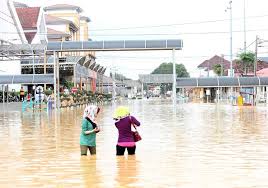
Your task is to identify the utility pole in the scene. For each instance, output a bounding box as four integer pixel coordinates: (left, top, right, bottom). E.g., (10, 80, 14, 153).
(226, 1, 233, 77)
(226, 1, 234, 105)
(172, 49, 176, 109)
(253, 35, 259, 106)
(229, 1, 233, 77)
(254, 35, 258, 76)
(243, 0, 247, 52)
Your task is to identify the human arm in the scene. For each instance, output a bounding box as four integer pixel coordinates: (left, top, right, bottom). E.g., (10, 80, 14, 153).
(84, 128, 98, 135)
(130, 116, 140, 127)
(86, 117, 97, 129)
(82, 119, 98, 135)
(85, 117, 100, 133)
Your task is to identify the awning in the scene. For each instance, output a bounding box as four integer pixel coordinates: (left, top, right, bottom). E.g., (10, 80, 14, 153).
(177, 77, 268, 88)
(0, 74, 54, 84)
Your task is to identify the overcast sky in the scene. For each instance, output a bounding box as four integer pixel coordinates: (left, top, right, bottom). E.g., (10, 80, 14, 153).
(21, 0, 268, 79)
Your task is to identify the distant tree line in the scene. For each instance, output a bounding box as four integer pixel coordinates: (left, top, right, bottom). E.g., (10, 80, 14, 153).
(151, 62, 189, 77)
(150, 62, 189, 94)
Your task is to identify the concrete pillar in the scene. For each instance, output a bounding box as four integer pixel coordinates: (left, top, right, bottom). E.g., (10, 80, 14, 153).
(44, 53, 47, 90)
(73, 65, 76, 88)
(266, 86, 268, 104)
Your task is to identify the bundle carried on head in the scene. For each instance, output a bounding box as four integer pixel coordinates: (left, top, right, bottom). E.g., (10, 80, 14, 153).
(113, 106, 130, 120)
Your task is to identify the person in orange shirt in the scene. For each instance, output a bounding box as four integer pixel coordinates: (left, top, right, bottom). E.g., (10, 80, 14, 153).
(20, 87, 25, 101)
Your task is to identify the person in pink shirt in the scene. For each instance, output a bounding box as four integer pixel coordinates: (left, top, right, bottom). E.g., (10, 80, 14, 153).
(113, 106, 140, 156)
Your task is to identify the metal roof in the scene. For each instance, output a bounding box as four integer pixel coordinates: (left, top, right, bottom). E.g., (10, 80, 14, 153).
(0, 44, 45, 59)
(44, 4, 83, 13)
(47, 39, 183, 52)
(0, 74, 54, 84)
(177, 77, 268, 88)
(0, 39, 182, 58)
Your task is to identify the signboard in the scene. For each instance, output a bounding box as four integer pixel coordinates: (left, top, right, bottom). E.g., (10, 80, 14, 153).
(71, 87, 78, 93)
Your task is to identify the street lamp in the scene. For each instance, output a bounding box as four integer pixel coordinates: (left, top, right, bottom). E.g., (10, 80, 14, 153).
(243, 0, 247, 52)
(254, 36, 259, 77)
(225, 1, 234, 105)
(226, 1, 233, 77)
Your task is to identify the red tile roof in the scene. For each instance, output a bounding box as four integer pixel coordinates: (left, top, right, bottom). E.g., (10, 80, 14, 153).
(234, 60, 268, 75)
(198, 55, 268, 76)
(25, 32, 36, 44)
(198, 55, 230, 70)
(16, 7, 40, 43)
(257, 68, 268, 77)
(16, 7, 40, 29)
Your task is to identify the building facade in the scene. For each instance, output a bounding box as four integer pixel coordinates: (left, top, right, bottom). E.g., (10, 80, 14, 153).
(6, 2, 105, 93)
(43, 4, 102, 92)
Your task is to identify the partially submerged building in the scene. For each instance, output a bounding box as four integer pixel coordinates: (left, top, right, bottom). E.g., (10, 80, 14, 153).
(186, 55, 268, 104)
(2, 2, 106, 92)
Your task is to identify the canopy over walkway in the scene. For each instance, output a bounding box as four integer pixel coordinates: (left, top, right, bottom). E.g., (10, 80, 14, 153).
(0, 74, 54, 84)
(46, 39, 183, 52)
(177, 77, 268, 88)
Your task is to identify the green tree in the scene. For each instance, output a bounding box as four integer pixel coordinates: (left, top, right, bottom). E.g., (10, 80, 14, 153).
(151, 62, 189, 77)
(238, 52, 255, 75)
(61, 78, 74, 89)
(152, 63, 189, 94)
(213, 64, 223, 76)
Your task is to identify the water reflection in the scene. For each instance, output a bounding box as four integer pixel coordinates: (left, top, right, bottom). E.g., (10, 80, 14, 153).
(116, 156, 139, 188)
(80, 156, 101, 187)
(1, 101, 268, 187)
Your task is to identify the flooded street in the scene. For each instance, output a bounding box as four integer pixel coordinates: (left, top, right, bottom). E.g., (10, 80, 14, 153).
(1, 100, 268, 187)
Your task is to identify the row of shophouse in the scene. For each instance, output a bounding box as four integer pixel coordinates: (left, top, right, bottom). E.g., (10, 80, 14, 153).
(189, 55, 268, 104)
(0, 0, 106, 93)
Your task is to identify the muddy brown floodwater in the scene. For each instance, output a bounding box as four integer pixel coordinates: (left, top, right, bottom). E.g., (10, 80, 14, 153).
(1, 100, 268, 187)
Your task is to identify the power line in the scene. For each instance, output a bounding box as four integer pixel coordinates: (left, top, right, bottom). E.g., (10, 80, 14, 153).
(1, 28, 268, 37)
(0, 14, 268, 36)
(0, 10, 12, 18)
(0, 16, 15, 25)
(98, 55, 211, 59)
(97, 51, 264, 61)
(89, 28, 268, 36)
(90, 14, 268, 31)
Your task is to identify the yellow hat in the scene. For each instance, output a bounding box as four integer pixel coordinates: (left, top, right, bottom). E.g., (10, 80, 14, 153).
(113, 106, 130, 119)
